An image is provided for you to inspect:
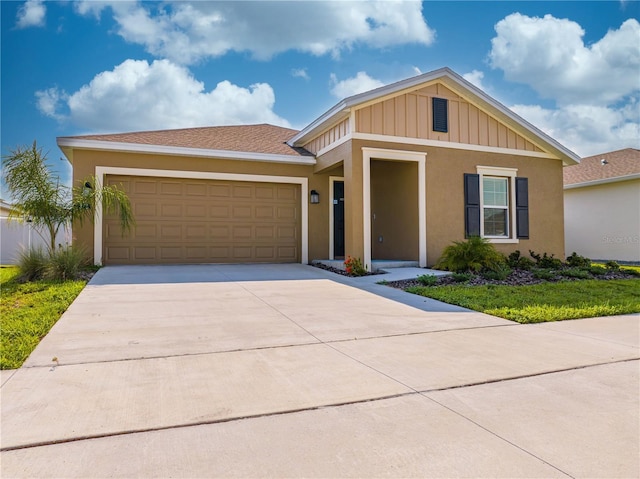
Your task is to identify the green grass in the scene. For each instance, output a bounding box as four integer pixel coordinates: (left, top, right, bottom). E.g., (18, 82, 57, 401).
(406, 279, 640, 323)
(1, 266, 87, 369)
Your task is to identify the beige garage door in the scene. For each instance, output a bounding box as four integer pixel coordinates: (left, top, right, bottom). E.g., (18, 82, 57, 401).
(103, 175, 300, 265)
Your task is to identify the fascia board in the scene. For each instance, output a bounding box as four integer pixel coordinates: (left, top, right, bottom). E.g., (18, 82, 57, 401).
(564, 173, 640, 189)
(56, 138, 316, 165)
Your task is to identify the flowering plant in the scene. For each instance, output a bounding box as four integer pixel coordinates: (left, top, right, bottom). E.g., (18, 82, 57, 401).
(344, 256, 367, 276)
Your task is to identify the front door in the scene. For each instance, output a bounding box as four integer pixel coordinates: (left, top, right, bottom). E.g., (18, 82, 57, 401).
(333, 181, 345, 258)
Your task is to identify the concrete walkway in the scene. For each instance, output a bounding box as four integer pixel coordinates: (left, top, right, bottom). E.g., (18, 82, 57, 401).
(1, 264, 638, 478)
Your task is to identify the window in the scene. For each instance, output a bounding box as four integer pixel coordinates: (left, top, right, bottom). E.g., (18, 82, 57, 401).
(464, 167, 529, 243)
(432, 97, 448, 133)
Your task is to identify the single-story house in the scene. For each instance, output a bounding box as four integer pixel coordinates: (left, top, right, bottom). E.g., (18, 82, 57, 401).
(564, 148, 639, 263)
(57, 67, 580, 270)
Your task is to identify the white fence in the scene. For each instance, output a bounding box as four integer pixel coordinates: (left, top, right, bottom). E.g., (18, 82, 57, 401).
(0, 217, 71, 264)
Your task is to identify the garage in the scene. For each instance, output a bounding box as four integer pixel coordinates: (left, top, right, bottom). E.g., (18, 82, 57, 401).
(103, 175, 300, 265)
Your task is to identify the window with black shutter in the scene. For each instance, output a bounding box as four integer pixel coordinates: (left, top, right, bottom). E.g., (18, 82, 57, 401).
(464, 173, 480, 237)
(515, 177, 529, 238)
(432, 97, 448, 133)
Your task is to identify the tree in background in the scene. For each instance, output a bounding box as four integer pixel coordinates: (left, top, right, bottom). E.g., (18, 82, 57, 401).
(2, 141, 134, 253)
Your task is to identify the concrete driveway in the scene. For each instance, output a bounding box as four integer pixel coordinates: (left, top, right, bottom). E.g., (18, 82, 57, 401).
(1, 264, 638, 478)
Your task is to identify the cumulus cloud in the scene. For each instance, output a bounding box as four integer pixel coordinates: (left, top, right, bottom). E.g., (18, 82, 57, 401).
(462, 70, 485, 90)
(73, 1, 434, 64)
(16, 0, 46, 28)
(36, 59, 290, 133)
(330, 72, 385, 98)
(291, 68, 310, 80)
(490, 14, 640, 105)
(512, 102, 640, 157)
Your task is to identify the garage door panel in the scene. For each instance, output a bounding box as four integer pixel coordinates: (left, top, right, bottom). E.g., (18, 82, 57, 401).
(104, 176, 300, 265)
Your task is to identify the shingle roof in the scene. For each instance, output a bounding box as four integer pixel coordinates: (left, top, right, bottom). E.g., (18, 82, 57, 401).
(61, 124, 312, 157)
(564, 148, 640, 185)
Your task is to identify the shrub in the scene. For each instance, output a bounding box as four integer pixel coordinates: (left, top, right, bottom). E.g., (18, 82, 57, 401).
(561, 268, 590, 279)
(605, 260, 620, 271)
(566, 252, 591, 269)
(529, 250, 563, 270)
(482, 263, 512, 281)
(344, 256, 367, 276)
(621, 267, 640, 277)
(45, 245, 90, 281)
(417, 274, 438, 286)
(435, 236, 504, 273)
(588, 265, 607, 276)
(533, 268, 557, 280)
(452, 272, 473, 283)
(17, 247, 48, 281)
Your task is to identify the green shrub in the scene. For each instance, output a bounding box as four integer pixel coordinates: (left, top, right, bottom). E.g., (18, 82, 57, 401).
(621, 267, 640, 277)
(45, 245, 89, 281)
(533, 268, 557, 280)
(17, 247, 48, 281)
(452, 272, 473, 283)
(435, 236, 504, 273)
(565, 252, 591, 269)
(588, 265, 607, 276)
(482, 263, 512, 281)
(417, 274, 438, 286)
(605, 260, 620, 271)
(529, 250, 563, 269)
(561, 268, 590, 279)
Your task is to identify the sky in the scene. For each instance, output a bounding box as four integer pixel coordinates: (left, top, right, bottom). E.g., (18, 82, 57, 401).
(1, 1, 639, 195)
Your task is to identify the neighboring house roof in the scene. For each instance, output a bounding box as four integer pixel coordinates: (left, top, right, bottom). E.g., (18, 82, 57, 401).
(288, 67, 580, 165)
(0, 199, 13, 216)
(564, 148, 640, 188)
(58, 124, 314, 165)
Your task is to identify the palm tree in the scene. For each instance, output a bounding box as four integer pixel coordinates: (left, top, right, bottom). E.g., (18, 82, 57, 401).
(3, 141, 134, 253)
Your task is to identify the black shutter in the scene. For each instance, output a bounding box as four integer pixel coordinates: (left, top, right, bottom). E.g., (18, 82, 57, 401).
(464, 173, 480, 237)
(515, 177, 529, 239)
(432, 97, 448, 133)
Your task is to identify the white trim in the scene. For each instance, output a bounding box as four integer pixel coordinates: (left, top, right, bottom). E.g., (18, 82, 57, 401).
(362, 147, 427, 271)
(93, 166, 308, 266)
(58, 138, 316, 166)
(564, 173, 640, 190)
(328, 176, 345, 260)
(477, 166, 519, 244)
(316, 134, 351, 158)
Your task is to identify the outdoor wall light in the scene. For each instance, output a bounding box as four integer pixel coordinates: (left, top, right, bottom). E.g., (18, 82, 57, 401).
(310, 190, 320, 204)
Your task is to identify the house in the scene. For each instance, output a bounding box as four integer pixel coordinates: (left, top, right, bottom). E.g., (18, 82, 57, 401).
(57, 67, 579, 270)
(564, 148, 640, 263)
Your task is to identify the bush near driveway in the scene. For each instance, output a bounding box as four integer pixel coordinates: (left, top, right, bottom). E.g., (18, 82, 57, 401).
(0, 266, 87, 369)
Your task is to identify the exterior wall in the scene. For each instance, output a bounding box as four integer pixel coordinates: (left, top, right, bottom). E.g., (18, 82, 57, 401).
(315, 140, 351, 173)
(355, 83, 542, 152)
(70, 149, 331, 263)
(564, 179, 640, 262)
(349, 139, 565, 266)
(303, 118, 350, 155)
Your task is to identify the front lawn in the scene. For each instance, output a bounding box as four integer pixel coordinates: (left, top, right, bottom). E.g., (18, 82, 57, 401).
(406, 279, 640, 323)
(0, 266, 87, 369)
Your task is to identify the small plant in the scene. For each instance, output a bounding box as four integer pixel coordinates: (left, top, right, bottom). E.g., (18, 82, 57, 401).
(482, 263, 512, 281)
(344, 256, 367, 276)
(17, 247, 48, 281)
(605, 260, 620, 271)
(45, 245, 90, 281)
(561, 268, 590, 279)
(588, 265, 607, 276)
(529, 250, 563, 270)
(566, 252, 591, 269)
(452, 272, 473, 283)
(435, 236, 504, 273)
(417, 274, 438, 286)
(533, 268, 558, 280)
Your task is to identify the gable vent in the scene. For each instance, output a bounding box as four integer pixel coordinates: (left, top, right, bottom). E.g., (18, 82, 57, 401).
(432, 97, 448, 133)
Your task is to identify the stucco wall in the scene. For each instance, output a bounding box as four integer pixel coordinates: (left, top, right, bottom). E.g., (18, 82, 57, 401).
(564, 179, 640, 262)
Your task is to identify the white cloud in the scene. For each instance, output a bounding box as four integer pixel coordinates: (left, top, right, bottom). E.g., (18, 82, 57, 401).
(490, 14, 640, 105)
(512, 102, 640, 157)
(291, 68, 310, 81)
(330, 72, 385, 98)
(36, 59, 290, 133)
(73, 1, 434, 64)
(462, 70, 485, 90)
(16, 0, 46, 28)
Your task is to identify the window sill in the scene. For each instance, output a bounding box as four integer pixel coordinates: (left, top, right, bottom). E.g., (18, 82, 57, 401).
(485, 237, 520, 244)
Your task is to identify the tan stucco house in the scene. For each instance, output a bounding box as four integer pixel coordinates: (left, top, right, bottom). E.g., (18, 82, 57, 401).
(564, 148, 640, 263)
(58, 67, 580, 270)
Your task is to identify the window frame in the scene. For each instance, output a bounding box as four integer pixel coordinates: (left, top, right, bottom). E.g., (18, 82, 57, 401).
(477, 166, 519, 244)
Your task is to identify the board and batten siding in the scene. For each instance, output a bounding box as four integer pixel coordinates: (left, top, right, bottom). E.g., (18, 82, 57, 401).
(303, 118, 350, 155)
(355, 83, 542, 152)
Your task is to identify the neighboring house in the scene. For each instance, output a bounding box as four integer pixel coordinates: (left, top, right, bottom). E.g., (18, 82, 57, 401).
(57, 67, 579, 270)
(564, 148, 640, 263)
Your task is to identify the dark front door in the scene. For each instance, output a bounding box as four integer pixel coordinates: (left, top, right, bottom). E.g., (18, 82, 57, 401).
(333, 181, 345, 258)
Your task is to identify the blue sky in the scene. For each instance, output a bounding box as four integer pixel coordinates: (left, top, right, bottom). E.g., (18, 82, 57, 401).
(2, 1, 639, 194)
